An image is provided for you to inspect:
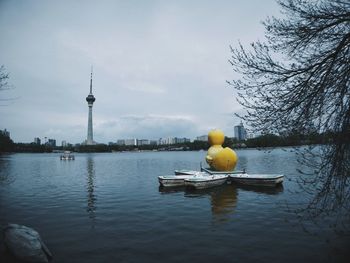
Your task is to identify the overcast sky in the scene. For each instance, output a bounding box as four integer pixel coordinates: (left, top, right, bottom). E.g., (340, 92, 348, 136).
(0, 0, 280, 144)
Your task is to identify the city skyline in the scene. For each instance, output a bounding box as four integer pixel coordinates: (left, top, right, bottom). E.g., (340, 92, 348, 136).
(29, 134, 214, 146)
(0, 0, 280, 143)
(27, 130, 247, 147)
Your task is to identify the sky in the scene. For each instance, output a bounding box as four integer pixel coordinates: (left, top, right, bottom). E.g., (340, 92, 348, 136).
(0, 0, 280, 144)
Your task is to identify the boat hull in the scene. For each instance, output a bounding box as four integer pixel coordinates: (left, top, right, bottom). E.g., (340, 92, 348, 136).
(229, 174, 284, 187)
(60, 151, 75, 160)
(175, 168, 244, 176)
(159, 172, 209, 187)
(201, 167, 244, 175)
(174, 170, 199, 175)
(158, 176, 186, 187)
(60, 156, 75, 160)
(184, 175, 228, 189)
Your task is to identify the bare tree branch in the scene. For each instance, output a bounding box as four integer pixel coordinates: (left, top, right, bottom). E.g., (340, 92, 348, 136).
(228, 0, 350, 222)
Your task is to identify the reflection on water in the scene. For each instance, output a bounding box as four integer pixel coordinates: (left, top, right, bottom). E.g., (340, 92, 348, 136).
(0, 155, 13, 186)
(158, 185, 187, 194)
(235, 183, 284, 195)
(159, 183, 284, 222)
(184, 186, 238, 222)
(209, 185, 237, 221)
(1, 151, 349, 262)
(86, 156, 97, 223)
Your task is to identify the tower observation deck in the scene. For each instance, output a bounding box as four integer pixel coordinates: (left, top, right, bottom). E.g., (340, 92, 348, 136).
(85, 68, 96, 145)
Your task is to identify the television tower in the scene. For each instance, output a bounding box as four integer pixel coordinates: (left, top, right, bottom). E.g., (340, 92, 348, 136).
(85, 67, 96, 145)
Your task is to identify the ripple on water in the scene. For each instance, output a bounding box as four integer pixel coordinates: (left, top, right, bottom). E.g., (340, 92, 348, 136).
(0, 151, 349, 263)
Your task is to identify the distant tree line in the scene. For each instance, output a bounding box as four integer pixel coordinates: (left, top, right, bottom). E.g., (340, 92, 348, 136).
(0, 131, 332, 153)
(0, 131, 14, 152)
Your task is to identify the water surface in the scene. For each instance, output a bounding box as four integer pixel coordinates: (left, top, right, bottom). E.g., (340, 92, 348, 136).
(0, 150, 349, 262)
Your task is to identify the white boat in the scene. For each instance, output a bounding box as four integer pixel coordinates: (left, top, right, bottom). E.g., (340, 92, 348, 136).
(174, 170, 201, 175)
(60, 151, 75, 160)
(184, 174, 229, 189)
(201, 167, 245, 175)
(175, 168, 244, 176)
(229, 173, 284, 187)
(158, 172, 208, 187)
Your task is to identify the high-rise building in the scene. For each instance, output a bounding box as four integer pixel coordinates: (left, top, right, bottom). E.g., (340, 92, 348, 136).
(157, 137, 190, 145)
(196, 135, 208, 142)
(85, 67, 96, 145)
(174, 137, 190, 144)
(1, 129, 10, 138)
(124, 139, 137, 146)
(149, 140, 158, 145)
(234, 121, 247, 141)
(34, 137, 41, 145)
(117, 139, 125, 146)
(47, 139, 56, 147)
(137, 139, 150, 146)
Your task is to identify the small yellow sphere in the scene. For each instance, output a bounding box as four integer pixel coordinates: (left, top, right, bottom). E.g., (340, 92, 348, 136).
(208, 129, 225, 146)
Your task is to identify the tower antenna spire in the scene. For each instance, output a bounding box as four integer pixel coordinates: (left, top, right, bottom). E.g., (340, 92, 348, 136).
(90, 65, 93, 94)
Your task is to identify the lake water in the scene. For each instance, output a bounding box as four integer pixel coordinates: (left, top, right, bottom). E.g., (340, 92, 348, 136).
(0, 149, 349, 263)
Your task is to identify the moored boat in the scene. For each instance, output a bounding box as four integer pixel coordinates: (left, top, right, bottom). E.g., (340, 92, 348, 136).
(174, 170, 202, 175)
(184, 174, 229, 189)
(201, 167, 245, 175)
(158, 175, 189, 187)
(175, 168, 244, 176)
(60, 151, 75, 160)
(158, 172, 209, 187)
(229, 173, 284, 187)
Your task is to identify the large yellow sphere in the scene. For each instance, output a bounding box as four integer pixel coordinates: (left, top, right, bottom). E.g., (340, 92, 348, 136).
(210, 147, 238, 171)
(208, 129, 225, 146)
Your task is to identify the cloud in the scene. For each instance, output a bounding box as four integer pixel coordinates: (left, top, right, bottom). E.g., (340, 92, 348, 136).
(0, 0, 280, 143)
(95, 114, 200, 141)
(125, 82, 165, 94)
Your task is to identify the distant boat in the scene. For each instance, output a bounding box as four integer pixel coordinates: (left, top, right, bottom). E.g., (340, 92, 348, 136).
(229, 173, 284, 187)
(184, 174, 229, 189)
(60, 151, 75, 160)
